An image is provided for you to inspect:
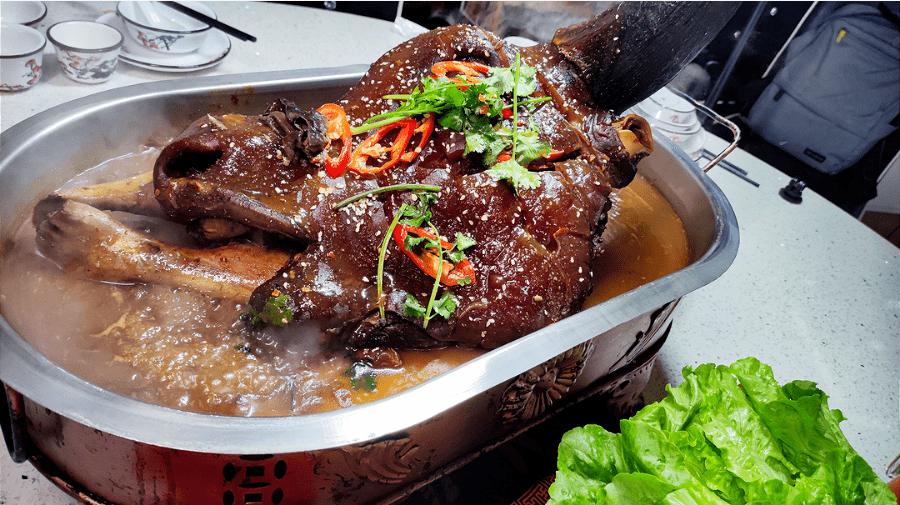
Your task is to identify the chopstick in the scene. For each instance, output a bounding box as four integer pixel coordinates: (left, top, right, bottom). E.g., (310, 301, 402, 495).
(700, 150, 759, 187)
(702, 149, 747, 175)
(160, 1, 257, 42)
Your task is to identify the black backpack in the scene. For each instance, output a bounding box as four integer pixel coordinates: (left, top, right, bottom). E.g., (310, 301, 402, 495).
(748, 2, 899, 174)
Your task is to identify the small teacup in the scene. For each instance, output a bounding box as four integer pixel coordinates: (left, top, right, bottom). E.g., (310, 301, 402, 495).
(47, 21, 124, 84)
(0, 1, 48, 26)
(0, 23, 46, 91)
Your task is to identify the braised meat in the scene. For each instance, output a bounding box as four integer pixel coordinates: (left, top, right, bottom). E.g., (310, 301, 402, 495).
(38, 0, 754, 355)
(149, 24, 652, 351)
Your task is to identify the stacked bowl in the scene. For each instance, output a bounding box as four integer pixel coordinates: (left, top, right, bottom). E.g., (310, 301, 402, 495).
(630, 87, 706, 161)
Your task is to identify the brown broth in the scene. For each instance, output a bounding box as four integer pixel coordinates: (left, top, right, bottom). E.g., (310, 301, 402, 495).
(0, 151, 688, 417)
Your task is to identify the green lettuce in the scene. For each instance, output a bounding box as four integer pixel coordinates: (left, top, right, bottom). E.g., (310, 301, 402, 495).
(548, 357, 894, 505)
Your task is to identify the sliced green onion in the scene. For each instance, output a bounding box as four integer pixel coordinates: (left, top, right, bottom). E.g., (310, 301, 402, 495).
(421, 221, 444, 329)
(332, 184, 440, 210)
(377, 209, 405, 318)
(512, 53, 521, 159)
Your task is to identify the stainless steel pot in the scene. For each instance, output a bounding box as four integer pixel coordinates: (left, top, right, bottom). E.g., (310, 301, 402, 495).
(0, 68, 738, 504)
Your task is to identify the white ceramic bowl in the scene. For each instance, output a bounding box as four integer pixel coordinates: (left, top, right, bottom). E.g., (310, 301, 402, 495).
(0, 1, 47, 26)
(652, 122, 706, 161)
(631, 87, 706, 161)
(116, 1, 215, 54)
(0, 23, 45, 91)
(47, 21, 124, 84)
(635, 87, 700, 127)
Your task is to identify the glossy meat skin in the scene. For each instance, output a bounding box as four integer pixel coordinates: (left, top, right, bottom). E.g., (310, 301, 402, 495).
(152, 25, 652, 351)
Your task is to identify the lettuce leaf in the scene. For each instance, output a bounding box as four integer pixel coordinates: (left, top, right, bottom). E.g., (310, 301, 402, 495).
(548, 357, 895, 505)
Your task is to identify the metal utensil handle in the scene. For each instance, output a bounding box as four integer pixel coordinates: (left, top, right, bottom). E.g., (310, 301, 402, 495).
(668, 87, 741, 173)
(888, 453, 900, 478)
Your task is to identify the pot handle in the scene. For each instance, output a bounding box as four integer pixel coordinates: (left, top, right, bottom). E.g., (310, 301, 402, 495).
(668, 87, 741, 173)
(888, 453, 900, 500)
(1, 382, 30, 463)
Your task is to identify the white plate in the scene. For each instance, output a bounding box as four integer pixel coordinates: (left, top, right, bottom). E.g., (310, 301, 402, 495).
(97, 12, 230, 72)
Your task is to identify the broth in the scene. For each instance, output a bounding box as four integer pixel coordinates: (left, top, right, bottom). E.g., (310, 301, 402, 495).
(0, 150, 688, 417)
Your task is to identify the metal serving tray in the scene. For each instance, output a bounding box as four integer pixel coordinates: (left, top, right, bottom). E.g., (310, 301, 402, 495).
(0, 68, 738, 505)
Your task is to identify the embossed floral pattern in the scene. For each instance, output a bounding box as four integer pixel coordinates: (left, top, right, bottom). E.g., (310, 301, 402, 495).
(498, 341, 594, 424)
(315, 436, 424, 499)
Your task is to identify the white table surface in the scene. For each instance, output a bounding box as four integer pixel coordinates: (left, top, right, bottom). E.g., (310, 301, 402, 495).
(2, 2, 898, 504)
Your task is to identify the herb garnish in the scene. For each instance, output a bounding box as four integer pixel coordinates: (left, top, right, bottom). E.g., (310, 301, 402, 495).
(402, 290, 458, 323)
(376, 190, 437, 317)
(242, 291, 294, 328)
(376, 190, 475, 327)
(343, 362, 377, 391)
(353, 56, 553, 193)
(331, 183, 440, 210)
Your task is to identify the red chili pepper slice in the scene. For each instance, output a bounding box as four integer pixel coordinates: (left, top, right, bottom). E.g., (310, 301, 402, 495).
(317, 103, 352, 177)
(430, 61, 490, 79)
(431, 61, 490, 91)
(496, 149, 564, 166)
(349, 118, 417, 174)
(476, 93, 513, 118)
(546, 150, 565, 161)
(393, 224, 475, 287)
(400, 112, 435, 163)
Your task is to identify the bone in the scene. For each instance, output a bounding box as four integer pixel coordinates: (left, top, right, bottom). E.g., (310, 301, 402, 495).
(35, 200, 289, 302)
(32, 171, 165, 228)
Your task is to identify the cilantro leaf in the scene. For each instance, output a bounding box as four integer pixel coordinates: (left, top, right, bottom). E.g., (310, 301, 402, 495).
(454, 276, 474, 287)
(514, 128, 553, 165)
(483, 63, 538, 99)
(403, 234, 429, 250)
(403, 291, 458, 321)
(398, 191, 438, 228)
(432, 291, 459, 319)
(454, 232, 477, 251)
(465, 130, 489, 155)
(243, 293, 294, 328)
(487, 158, 541, 194)
(482, 65, 515, 95)
(483, 131, 513, 166)
(447, 233, 476, 263)
(402, 293, 427, 318)
(462, 115, 495, 152)
(514, 63, 538, 96)
(437, 108, 467, 131)
(343, 362, 377, 392)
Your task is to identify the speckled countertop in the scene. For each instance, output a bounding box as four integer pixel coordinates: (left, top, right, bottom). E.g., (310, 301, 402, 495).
(1, 2, 898, 504)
